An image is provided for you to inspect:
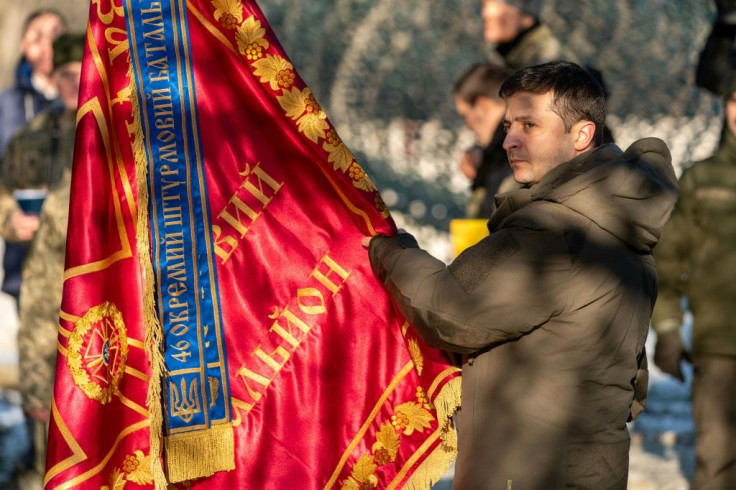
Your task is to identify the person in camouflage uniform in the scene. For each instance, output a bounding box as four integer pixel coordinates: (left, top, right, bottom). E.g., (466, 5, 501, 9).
(1, 32, 83, 486)
(17, 169, 71, 479)
(652, 74, 736, 489)
(480, 0, 579, 71)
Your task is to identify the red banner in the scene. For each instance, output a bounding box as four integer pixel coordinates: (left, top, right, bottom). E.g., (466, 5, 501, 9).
(45, 0, 460, 488)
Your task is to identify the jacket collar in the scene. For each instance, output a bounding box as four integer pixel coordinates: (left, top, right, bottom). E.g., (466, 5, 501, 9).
(487, 144, 622, 232)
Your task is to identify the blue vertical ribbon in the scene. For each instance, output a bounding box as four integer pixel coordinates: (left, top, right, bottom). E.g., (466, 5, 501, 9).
(124, 0, 231, 435)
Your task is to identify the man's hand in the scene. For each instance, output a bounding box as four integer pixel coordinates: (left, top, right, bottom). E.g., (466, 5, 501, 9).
(458, 146, 483, 180)
(11, 210, 40, 241)
(362, 229, 410, 249)
(28, 407, 51, 424)
(653, 330, 691, 382)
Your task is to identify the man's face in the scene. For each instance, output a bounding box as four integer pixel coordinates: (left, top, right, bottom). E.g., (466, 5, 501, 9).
(502, 91, 579, 185)
(20, 13, 66, 77)
(481, 0, 528, 44)
(455, 96, 506, 147)
(727, 91, 736, 139)
(53, 61, 82, 110)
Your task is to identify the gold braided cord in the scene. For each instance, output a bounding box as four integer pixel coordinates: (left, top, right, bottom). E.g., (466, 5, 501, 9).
(128, 64, 168, 490)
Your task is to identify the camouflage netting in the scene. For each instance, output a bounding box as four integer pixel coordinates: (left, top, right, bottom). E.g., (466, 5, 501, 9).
(1, 0, 725, 261)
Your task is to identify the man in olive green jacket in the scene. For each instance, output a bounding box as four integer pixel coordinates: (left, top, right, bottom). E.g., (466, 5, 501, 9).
(652, 75, 736, 489)
(365, 62, 678, 489)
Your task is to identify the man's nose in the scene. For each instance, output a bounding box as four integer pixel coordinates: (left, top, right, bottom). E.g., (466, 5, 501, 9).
(502, 129, 519, 151)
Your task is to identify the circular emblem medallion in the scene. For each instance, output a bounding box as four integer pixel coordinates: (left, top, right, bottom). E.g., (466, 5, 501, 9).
(67, 302, 128, 404)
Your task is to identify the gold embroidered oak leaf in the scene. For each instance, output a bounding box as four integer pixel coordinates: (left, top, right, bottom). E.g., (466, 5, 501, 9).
(212, 0, 243, 28)
(353, 175, 378, 193)
(343, 454, 379, 490)
(236, 16, 269, 57)
(278, 88, 329, 143)
(252, 55, 294, 91)
(372, 422, 401, 461)
(124, 450, 153, 485)
(323, 129, 354, 172)
(375, 195, 390, 218)
(102, 467, 126, 490)
(408, 338, 424, 375)
(394, 401, 434, 436)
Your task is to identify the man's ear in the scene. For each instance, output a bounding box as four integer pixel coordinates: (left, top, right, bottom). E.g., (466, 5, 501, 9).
(573, 120, 596, 152)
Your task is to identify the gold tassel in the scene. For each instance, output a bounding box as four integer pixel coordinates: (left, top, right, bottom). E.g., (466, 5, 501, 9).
(403, 376, 461, 490)
(129, 65, 168, 490)
(165, 424, 236, 483)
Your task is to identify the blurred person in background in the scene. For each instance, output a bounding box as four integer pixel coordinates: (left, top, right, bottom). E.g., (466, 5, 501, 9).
(0, 9, 66, 490)
(17, 170, 71, 488)
(481, 0, 578, 70)
(0, 9, 67, 303)
(480, 0, 616, 145)
(652, 73, 736, 490)
(0, 32, 83, 489)
(0, 9, 67, 153)
(453, 62, 516, 218)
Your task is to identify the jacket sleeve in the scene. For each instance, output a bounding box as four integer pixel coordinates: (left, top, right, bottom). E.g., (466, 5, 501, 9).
(651, 168, 695, 333)
(369, 217, 571, 354)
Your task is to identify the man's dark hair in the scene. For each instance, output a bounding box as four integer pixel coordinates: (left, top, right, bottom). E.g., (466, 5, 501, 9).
(22, 9, 67, 35)
(453, 63, 513, 105)
(499, 61, 607, 146)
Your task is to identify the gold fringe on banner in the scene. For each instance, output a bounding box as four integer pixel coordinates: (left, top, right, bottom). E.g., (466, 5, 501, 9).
(129, 67, 169, 490)
(403, 376, 461, 490)
(165, 424, 236, 483)
(129, 62, 235, 485)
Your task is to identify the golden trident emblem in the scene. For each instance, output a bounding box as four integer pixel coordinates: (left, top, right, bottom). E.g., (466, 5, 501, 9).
(170, 377, 201, 423)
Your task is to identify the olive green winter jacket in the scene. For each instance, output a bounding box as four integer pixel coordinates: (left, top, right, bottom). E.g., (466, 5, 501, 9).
(652, 130, 736, 357)
(369, 139, 678, 489)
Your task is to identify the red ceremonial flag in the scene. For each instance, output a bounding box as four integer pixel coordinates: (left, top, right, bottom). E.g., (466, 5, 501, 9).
(45, 0, 461, 488)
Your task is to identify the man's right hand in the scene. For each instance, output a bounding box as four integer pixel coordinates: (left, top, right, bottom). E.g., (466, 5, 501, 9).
(653, 330, 690, 382)
(11, 210, 40, 241)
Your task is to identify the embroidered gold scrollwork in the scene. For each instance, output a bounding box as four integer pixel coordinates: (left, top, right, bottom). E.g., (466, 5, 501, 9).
(67, 302, 128, 404)
(252, 55, 294, 90)
(235, 16, 269, 58)
(278, 87, 329, 143)
(100, 450, 154, 490)
(212, 0, 243, 29)
(342, 388, 435, 489)
(407, 338, 424, 376)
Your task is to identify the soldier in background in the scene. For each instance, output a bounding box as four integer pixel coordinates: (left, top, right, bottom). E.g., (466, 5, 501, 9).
(0, 32, 83, 489)
(480, 0, 578, 71)
(452, 63, 516, 218)
(17, 170, 71, 486)
(652, 73, 736, 490)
